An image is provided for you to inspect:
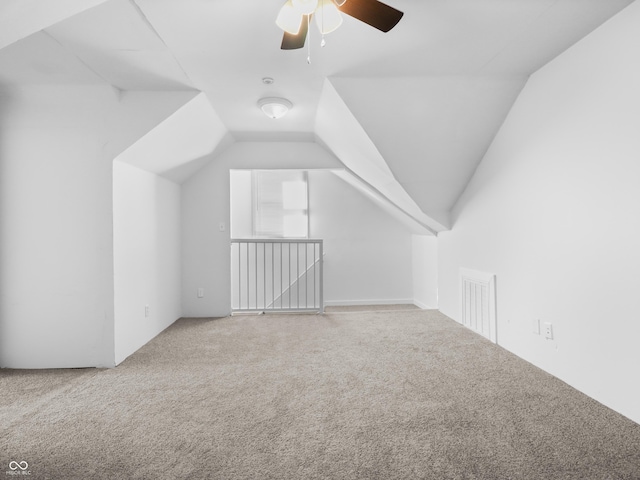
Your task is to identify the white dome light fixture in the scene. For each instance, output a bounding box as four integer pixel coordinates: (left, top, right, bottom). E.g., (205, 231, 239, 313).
(258, 97, 293, 119)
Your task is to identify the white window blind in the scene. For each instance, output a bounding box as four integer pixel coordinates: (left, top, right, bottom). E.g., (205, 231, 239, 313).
(253, 170, 308, 238)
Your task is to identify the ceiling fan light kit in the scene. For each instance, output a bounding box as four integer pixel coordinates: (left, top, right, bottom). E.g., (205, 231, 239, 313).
(292, 0, 319, 15)
(276, 0, 302, 35)
(276, 0, 404, 51)
(258, 97, 293, 119)
(315, 0, 343, 34)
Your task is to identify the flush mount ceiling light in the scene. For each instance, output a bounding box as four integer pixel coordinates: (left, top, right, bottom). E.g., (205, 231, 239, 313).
(277, 0, 403, 51)
(258, 97, 292, 119)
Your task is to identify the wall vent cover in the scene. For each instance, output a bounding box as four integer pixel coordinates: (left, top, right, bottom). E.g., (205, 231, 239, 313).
(460, 268, 497, 343)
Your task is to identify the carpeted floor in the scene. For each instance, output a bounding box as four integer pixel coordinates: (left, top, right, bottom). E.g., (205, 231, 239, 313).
(2, 308, 640, 479)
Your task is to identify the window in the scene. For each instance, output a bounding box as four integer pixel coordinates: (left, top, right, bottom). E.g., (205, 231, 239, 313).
(252, 170, 308, 238)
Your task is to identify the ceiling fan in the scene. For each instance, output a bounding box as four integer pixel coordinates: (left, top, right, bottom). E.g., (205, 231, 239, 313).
(276, 0, 404, 50)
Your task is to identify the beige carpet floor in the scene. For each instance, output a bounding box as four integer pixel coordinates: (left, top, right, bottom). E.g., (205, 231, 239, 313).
(2, 308, 640, 479)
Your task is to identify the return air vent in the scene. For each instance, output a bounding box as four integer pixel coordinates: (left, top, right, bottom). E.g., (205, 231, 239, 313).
(460, 268, 497, 343)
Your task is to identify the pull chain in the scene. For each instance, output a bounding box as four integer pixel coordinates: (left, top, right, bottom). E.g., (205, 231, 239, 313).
(307, 14, 311, 64)
(321, 1, 326, 47)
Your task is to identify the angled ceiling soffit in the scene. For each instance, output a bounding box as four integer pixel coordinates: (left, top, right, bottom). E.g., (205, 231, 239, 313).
(314, 78, 449, 233)
(331, 170, 435, 236)
(44, 0, 193, 91)
(104, 89, 200, 160)
(115, 92, 230, 183)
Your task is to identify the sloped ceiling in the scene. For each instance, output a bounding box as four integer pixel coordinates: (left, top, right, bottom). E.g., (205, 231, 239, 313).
(0, 0, 634, 233)
(45, 0, 193, 91)
(330, 75, 527, 222)
(116, 92, 233, 184)
(316, 79, 448, 233)
(0, 0, 108, 50)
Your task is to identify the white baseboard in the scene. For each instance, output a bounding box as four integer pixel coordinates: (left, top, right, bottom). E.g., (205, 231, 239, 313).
(413, 299, 436, 310)
(324, 299, 415, 307)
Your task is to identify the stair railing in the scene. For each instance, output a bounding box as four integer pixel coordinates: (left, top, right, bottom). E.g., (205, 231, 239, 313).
(230, 239, 324, 314)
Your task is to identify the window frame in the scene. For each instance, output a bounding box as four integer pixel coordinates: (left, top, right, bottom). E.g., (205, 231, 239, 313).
(251, 170, 309, 239)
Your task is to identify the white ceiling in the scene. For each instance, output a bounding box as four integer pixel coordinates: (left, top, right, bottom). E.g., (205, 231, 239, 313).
(0, 0, 634, 231)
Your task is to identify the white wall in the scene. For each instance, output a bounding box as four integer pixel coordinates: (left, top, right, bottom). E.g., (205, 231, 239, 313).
(0, 85, 193, 368)
(0, 86, 117, 368)
(412, 235, 438, 309)
(113, 162, 181, 365)
(438, 1, 640, 424)
(229, 170, 253, 238)
(309, 170, 413, 306)
(182, 141, 417, 316)
(228, 169, 414, 308)
(182, 142, 343, 317)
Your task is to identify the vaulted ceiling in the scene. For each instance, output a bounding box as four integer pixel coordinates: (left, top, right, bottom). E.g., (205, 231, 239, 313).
(0, 0, 634, 233)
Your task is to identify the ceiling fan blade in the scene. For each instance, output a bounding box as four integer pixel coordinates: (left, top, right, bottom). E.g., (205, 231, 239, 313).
(281, 14, 310, 50)
(338, 0, 403, 32)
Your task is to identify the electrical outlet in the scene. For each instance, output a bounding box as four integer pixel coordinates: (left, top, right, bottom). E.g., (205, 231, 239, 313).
(145, 305, 150, 317)
(197, 288, 204, 298)
(544, 322, 553, 340)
